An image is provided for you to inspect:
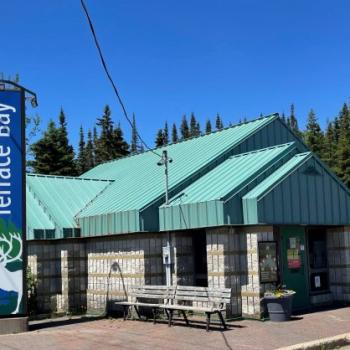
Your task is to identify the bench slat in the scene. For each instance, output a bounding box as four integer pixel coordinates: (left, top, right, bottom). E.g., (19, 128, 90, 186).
(176, 286, 231, 293)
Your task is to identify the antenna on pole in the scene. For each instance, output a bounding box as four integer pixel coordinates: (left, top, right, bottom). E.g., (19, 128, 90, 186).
(157, 150, 173, 205)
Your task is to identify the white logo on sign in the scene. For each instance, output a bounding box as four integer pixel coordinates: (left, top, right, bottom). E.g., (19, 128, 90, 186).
(0, 232, 22, 314)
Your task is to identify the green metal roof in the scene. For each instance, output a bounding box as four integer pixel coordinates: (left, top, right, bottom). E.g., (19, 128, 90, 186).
(243, 152, 311, 200)
(165, 142, 296, 206)
(242, 152, 311, 224)
(26, 187, 55, 231)
(26, 174, 112, 237)
(159, 142, 296, 231)
(77, 115, 278, 224)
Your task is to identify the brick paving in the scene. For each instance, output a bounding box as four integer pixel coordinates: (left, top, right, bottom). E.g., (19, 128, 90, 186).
(0, 307, 349, 350)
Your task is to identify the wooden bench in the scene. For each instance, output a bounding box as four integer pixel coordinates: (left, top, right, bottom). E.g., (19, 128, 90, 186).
(114, 285, 175, 322)
(115, 285, 231, 331)
(164, 286, 231, 331)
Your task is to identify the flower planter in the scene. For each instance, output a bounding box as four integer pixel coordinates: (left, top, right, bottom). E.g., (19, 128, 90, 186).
(264, 290, 295, 322)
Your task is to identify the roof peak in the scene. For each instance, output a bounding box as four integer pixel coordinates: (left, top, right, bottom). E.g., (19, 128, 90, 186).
(27, 173, 113, 182)
(86, 113, 279, 170)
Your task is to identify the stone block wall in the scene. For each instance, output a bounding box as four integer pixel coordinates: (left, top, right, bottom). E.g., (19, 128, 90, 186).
(327, 227, 350, 303)
(206, 226, 274, 319)
(86, 233, 165, 313)
(27, 240, 86, 314)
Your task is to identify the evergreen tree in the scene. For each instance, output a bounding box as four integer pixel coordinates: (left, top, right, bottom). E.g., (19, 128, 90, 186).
(112, 124, 129, 157)
(95, 105, 114, 164)
(334, 104, 350, 186)
(215, 113, 223, 130)
(190, 113, 200, 137)
(305, 109, 324, 157)
(85, 129, 95, 171)
(180, 115, 190, 139)
(155, 129, 165, 147)
(30, 120, 61, 174)
(77, 126, 87, 175)
(171, 123, 178, 143)
(288, 104, 303, 138)
(130, 113, 139, 154)
(93, 126, 98, 164)
(30, 112, 76, 176)
(57, 108, 77, 175)
(205, 119, 212, 133)
(163, 122, 169, 145)
(322, 120, 337, 171)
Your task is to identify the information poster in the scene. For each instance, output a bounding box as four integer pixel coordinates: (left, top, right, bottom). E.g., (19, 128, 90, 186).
(0, 90, 24, 315)
(287, 237, 301, 269)
(258, 242, 278, 283)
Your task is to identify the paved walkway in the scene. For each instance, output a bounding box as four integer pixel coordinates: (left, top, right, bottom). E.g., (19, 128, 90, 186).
(0, 307, 349, 350)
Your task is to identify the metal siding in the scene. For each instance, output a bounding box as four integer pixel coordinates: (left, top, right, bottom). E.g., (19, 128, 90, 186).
(244, 154, 350, 225)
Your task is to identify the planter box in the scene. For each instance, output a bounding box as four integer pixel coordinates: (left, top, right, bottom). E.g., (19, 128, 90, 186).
(264, 292, 295, 322)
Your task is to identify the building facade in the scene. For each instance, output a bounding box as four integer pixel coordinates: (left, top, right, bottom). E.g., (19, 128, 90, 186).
(26, 115, 350, 318)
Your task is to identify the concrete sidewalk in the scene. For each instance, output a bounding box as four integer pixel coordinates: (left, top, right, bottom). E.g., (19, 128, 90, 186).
(0, 307, 349, 350)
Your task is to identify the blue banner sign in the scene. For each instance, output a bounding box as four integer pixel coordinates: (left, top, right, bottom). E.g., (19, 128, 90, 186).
(0, 90, 24, 315)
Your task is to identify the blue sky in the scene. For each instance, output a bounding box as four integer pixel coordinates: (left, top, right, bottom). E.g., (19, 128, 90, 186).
(1, 0, 350, 150)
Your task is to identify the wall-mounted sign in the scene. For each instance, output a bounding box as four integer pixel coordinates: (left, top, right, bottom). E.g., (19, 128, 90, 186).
(287, 236, 301, 269)
(0, 90, 24, 315)
(258, 241, 278, 283)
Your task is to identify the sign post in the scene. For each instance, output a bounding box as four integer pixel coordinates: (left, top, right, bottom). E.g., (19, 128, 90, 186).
(0, 81, 37, 333)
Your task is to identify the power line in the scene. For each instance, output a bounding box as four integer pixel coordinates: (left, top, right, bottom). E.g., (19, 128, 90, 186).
(80, 0, 161, 157)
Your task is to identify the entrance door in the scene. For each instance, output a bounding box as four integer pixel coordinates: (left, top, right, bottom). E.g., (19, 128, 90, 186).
(281, 227, 309, 310)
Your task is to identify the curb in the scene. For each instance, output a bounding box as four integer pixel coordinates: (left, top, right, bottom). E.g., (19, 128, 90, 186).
(277, 333, 350, 350)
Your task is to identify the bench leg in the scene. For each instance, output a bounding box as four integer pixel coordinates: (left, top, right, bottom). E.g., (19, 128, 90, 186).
(181, 310, 189, 326)
(206, 312, 211, 332)
(217, 311, 227, 330)
(164, 309, 169, 319)
(133, 305, 141, 319)
(123, 306, 129, 321)
(168, 310, 174, 327)
(152, 307, 157, 324)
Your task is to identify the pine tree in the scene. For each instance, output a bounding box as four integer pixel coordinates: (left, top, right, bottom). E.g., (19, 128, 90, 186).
(205, 119, 212, 133)
(180, 115, 190, 139)
(288, 104, 303, 138)
(112, 124, 129, 158)
(77, 126, 87, 175)
(30, 112, 76, 176)
(95, 105, 114, 164)
(155, 129, 165, 147)
(30, 120, 61, 174)
(305, 109, 324, 157)
(190, 113, 200, 137)
(171, 123, 178, 143)
(215, 113, 223, 130)
(57, 108, 77, 175)
(85, 129, 95, 171)
(334, 103, 350, 186)
(163, 122, 169, 145)
(322, 120, 337, 171)
(93, 126, 98, 165)
(130, 113, 139, 154)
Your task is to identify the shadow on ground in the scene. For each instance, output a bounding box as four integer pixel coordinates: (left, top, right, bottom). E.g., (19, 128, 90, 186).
(29, 315, 105, 331)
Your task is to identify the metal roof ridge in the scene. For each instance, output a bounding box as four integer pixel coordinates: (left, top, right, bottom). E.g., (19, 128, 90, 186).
(228, 141, 295, 159)
(27, 173, 114, 182)
(74, 180, 116, 220)
(82, 113, 280, 169)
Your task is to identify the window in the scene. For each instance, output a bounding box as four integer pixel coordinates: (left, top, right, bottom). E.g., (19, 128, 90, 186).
(308, 229, 329, 292)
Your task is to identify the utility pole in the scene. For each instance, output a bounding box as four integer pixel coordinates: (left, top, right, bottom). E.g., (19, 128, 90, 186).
(157, 150, 173, 287)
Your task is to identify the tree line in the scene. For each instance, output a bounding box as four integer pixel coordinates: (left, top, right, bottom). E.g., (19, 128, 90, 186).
(28, 101, 350, 188)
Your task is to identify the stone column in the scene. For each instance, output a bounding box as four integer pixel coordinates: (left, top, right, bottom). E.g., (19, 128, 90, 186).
(327, 227, 350, 303)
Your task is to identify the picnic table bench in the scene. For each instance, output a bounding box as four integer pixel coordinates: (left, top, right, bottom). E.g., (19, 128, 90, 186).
(115, 285, 231, 331)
